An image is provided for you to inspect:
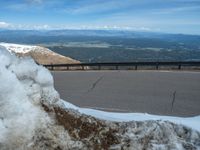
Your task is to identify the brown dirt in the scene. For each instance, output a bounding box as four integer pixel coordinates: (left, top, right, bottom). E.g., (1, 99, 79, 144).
(41, 103, 120, 150)
(16, 50, 80, 65)
(41, 102, 200, 150)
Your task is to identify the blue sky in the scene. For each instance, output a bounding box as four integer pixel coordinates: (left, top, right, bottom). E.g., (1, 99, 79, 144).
(0, 0, 200, 34)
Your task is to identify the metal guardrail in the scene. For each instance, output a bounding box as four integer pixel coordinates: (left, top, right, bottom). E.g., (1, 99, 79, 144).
(43, 61, 200, 71)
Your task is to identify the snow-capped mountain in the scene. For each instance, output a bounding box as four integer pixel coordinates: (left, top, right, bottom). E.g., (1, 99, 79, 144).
(0, 42, 80, 64)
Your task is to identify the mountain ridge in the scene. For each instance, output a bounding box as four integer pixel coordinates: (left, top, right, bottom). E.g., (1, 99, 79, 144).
(0, 43, 80, 65)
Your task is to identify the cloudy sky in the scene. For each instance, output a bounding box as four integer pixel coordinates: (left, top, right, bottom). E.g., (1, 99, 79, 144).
(0, 0, 200, 34)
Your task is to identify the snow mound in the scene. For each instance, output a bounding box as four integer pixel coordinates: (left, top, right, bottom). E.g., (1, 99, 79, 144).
(0, 46, 83, 149)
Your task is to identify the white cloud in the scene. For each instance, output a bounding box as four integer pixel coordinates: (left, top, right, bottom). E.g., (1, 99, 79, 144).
(0, 22, 157, 31)
(31, 24, 51, 30)
(26, 0, 44, 4)
(152, 6, 200, 15)
(4, 24, 51, 30)
(0, 22, 10, 28)
(6, 0, 45, 11)
(63, 0, 133, 15)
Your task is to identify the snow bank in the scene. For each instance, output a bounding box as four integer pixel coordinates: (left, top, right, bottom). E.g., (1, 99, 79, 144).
(0, 46, 83, 149)
(60, 100, 200, 132)
(0, 46, 53, 148)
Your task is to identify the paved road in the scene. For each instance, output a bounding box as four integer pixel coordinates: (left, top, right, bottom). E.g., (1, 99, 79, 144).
(52, 71, 200, 117)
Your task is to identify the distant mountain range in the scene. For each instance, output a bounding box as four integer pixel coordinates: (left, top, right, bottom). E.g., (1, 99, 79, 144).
(0, 29, 200, 41)
(0, 29, 200, 50)
(0, 30, 200, 62)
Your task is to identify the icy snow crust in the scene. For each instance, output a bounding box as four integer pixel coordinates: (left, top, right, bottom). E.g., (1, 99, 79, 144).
(0, 45, 200, 149)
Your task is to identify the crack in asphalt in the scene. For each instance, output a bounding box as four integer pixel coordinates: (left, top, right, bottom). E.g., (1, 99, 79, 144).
(171, 91, 177, 113)
(86, 75, 104, 93)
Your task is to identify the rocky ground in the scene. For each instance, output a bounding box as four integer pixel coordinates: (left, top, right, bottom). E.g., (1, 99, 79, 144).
(39, 101, 200, 150)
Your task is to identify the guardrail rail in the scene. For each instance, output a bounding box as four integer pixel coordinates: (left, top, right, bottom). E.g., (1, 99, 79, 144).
(43, 61, 200, 71)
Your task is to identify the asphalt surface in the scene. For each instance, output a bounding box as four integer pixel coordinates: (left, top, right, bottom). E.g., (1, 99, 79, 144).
(52, 70, 200, 117)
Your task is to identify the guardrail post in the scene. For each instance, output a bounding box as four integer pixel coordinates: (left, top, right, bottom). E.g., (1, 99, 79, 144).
(98, 65, 101, 70)
(156, 63, 159, 70)
(66, 66, 69, 70)
(81, 66, 85, 70)
(135, 65, 138, 70)
(178, 64, 181, 70)
(116, 65, 119, 70)
(51, 64, 54, 70)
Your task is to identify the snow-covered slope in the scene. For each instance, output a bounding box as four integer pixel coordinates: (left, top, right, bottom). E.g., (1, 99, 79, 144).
(0, 43, 38, 53)
(0, 42, 80, 64)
